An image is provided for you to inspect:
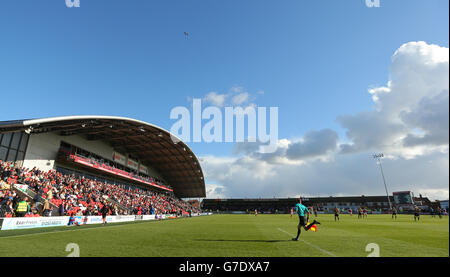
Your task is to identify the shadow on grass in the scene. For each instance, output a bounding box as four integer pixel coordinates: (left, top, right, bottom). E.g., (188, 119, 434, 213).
(194, 239, 288, 243)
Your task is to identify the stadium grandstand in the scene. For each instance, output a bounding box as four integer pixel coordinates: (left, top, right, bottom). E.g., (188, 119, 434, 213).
(202, 193, 439, 215)
(0, 116, 205, 218)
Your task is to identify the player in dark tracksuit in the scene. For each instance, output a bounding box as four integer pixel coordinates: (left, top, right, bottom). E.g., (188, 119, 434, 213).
(100, 203, 110, 224)
(392, 207, 398, 219)
(414, 206, 421, 221)
(334, 207, 340, 221)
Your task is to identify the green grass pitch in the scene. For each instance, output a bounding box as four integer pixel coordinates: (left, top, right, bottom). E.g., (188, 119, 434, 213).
(0, 214, 448, 257)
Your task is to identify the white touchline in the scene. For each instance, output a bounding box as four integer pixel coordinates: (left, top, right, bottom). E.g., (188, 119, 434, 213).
(277, 228, 337, 257)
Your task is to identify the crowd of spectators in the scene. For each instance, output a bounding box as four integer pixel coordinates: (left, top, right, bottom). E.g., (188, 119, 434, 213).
(77, 154, 170, 189)
(60, 147, 172, 190)
(0, 160, 200, 218)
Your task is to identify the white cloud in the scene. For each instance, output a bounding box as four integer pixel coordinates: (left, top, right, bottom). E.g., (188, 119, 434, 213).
(200, 86, 260, 107)
(232, 129, 338, 165)
(401, 90, 449, 147)
(203, 92, 227, 107)
(338, 41, 449, 158)
(205, 183, 228, 199)
(231, 92, 250, 105)
(286, 129, 339, 160)
(416, 188, 449, 202)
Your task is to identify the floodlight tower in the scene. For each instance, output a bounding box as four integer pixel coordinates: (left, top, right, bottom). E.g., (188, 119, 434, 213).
(373, 153, 392, 211)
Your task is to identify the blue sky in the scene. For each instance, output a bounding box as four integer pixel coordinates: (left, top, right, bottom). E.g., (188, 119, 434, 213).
(1, 0, 449, 198)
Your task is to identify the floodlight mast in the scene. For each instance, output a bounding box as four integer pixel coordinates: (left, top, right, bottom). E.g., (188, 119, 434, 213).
(373, 153, 393, 211)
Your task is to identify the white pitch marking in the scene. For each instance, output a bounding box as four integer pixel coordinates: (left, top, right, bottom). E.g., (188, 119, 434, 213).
(277, 227, 337, 257)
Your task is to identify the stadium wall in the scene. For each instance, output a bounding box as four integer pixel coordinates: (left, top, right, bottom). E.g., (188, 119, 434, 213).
(22, 132, 60, 171)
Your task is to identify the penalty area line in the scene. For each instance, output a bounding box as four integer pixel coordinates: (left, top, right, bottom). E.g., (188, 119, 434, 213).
(277, 227, 337, 257)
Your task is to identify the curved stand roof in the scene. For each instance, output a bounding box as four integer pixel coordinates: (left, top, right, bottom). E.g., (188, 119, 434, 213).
(0, 115, 205, 198)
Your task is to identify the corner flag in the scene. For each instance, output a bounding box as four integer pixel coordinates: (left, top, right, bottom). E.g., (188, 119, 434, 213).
(307, 222, 318, 232)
